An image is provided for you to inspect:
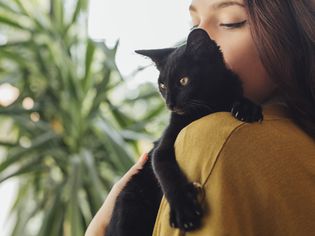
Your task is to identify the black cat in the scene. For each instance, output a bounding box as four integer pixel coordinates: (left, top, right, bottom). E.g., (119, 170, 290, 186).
(104, 28, 263, 236)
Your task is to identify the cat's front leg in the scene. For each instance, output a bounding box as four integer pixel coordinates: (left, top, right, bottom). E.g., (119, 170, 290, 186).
(152, 114, 204, 231)
(231, 97, 263, 122)
(153, 146, 203, 231)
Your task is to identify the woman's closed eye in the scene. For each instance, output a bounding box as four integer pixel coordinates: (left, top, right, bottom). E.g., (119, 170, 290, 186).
(219, 20, 247, 29)
(190, 20, 247, 31)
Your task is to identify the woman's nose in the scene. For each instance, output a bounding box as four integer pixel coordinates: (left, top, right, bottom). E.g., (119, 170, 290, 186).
(197, 22, 216, 41)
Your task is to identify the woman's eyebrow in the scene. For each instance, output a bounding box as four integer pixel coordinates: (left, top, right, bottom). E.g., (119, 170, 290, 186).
(189, 1, 244, 12)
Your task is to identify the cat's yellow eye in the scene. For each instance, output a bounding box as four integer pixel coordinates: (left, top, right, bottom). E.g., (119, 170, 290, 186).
(159, 82, 166, 90)
(179, 77, 189, 86)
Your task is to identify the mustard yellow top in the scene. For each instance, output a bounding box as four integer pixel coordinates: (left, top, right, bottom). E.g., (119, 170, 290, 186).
(152, 103, 315, 236)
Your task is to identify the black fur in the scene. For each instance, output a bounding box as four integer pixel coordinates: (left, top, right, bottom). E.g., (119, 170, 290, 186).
(105, 28, 263, 236)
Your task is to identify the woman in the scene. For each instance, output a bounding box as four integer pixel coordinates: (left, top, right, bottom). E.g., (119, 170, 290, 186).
(86, 0, 315, 235)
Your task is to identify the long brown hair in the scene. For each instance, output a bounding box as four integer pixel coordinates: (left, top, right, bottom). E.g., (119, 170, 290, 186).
(244, 0, 315, 139)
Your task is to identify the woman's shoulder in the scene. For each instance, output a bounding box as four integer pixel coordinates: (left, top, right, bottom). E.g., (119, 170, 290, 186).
(177, 103, 313, 147)
(174, 103, 315, 183)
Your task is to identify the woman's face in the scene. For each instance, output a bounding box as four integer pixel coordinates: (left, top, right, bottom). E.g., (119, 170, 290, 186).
(189, 0, 277, 104)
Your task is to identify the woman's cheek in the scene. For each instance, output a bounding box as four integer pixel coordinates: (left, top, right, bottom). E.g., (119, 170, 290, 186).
(219, 32, 276, 103)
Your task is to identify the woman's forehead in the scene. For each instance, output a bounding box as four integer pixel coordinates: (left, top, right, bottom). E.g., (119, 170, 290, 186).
(189, 0, 245, 12)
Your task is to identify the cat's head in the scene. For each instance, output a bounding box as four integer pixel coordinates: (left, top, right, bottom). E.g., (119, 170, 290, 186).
(135, 28, 229, 115)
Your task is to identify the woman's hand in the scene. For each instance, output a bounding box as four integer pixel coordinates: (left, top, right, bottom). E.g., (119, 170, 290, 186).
(84, 153, 149, 236)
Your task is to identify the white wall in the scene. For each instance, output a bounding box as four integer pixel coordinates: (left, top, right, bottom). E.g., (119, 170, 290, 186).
(88, 0, 192, 86)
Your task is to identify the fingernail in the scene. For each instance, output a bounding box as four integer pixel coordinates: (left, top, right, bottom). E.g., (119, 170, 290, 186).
(138, 153, 148, 162)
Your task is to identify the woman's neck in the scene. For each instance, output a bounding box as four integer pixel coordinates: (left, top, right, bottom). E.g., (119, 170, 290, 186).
(261, 92, 287, 107)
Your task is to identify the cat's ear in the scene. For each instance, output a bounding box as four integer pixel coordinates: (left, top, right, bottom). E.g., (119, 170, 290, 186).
(135, 48, 176, 70)
(185, 28, 223, 62)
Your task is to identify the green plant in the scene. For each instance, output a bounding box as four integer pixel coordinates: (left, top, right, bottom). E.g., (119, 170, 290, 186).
(0, 0, 166, 235)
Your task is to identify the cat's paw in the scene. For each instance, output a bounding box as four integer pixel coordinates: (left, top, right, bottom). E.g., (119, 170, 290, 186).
(169, 182, 203, 231)
(231, 98, 263, 123)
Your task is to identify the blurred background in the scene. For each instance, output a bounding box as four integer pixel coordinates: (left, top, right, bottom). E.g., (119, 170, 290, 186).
(0, 0, 191, 235)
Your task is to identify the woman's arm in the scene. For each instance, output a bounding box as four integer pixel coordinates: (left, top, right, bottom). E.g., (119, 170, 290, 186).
(84, 153, 149, 236)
